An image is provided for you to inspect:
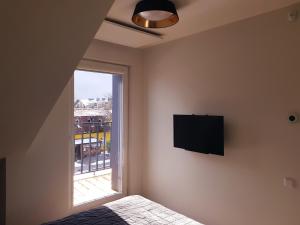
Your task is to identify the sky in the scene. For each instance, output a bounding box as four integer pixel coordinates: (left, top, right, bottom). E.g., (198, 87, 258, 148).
(74, 70, 112, 100)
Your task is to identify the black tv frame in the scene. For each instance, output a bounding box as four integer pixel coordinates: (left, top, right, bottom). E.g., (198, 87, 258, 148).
(173, 114, 224, 156)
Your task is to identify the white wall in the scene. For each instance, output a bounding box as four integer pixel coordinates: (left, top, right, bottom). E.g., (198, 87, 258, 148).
(0, 1, 113, 158)
(6, 40, 144, 225)
(142, 3, 300, 225)
(7, 80, 73, 225)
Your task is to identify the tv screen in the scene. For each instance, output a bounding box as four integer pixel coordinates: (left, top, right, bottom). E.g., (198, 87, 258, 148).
(173, 115, 224, 155)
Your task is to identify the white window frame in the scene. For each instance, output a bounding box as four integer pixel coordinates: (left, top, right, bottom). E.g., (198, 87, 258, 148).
(68, 59, 128, 213)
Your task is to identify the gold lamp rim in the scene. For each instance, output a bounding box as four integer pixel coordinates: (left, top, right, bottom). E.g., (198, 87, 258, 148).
(132, 0, 179, 28)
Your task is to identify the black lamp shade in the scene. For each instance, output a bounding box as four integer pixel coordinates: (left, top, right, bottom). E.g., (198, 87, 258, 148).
(132, 0, 179, 28)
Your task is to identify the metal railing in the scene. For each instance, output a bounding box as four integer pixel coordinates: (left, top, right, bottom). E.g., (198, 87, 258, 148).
(74, 121, 111, 175)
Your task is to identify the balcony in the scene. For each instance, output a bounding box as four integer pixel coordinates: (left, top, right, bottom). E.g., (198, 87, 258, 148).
(73, 120, 115, 205)
(73, 169, 116, 206)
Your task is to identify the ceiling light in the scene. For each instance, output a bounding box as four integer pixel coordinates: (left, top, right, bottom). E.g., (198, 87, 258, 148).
(132, 0, 179, 28)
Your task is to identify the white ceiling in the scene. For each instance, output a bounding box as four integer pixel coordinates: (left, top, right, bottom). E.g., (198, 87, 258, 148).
(95, 0, 299, 48)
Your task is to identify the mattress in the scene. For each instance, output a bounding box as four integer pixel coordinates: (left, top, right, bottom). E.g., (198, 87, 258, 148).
(42, 195, 203, 225)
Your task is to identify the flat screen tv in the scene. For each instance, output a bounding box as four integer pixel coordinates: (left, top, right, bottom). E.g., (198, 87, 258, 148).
(173, 115, 224, 155)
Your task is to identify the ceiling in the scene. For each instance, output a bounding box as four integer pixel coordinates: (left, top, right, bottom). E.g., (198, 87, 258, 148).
(95, 0, 299, 48)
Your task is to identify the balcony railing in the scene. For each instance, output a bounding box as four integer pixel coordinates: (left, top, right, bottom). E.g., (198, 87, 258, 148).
(74, 121, 111, 175)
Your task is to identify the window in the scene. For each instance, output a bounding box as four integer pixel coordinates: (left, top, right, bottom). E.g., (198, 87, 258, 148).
(72, 60, 127, 206)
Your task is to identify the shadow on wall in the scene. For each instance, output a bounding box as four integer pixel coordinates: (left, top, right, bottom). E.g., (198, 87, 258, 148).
(41, 206, 129, 225)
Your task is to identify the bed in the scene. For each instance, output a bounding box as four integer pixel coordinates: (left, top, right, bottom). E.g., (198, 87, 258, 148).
(42, 195, 204, 225)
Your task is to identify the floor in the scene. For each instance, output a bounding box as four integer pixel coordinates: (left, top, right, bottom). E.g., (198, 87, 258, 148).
(73, 169, 117, 206)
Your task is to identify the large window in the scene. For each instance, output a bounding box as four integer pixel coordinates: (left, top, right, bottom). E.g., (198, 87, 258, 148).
(72, 60, 127, 206)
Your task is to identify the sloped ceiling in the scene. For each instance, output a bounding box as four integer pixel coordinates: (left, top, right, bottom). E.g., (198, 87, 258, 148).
(96, 0, 300, 48)
(0, 0, 114, 157)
